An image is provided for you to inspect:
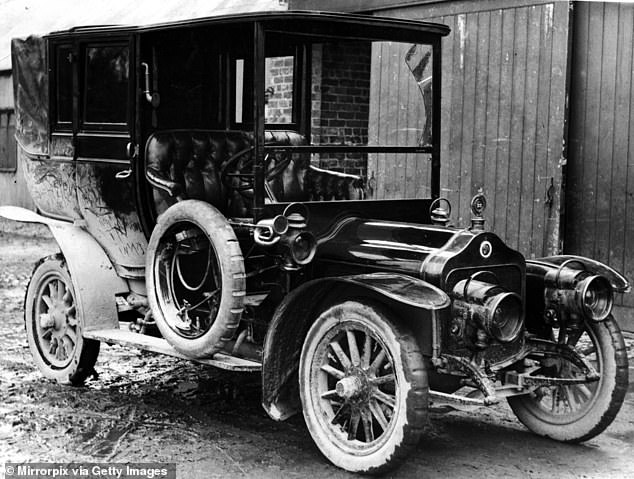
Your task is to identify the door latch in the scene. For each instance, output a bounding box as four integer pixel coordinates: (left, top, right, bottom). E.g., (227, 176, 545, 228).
(115, 169, 132, 180)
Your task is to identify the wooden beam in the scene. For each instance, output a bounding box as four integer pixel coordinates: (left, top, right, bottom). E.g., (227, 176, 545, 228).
(288, 0, 428, 13)
(289, 0, 559, 15)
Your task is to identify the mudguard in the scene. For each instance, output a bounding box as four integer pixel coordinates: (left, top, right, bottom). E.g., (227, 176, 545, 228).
(261, 272, 450, 421)
(0, 206, 129, 331)
(527, 255, 630, 293)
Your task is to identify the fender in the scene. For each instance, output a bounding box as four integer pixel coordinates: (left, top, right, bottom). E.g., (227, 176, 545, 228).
(0, 206, 129, 331)
(261, 272, 450, 421)
(527, 255, 630, 293)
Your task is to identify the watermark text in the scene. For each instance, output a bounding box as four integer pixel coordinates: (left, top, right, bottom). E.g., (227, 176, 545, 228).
(3, 463, 176, 479)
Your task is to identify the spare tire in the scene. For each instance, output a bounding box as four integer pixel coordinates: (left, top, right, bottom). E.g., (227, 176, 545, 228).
(146, 200, 245, 358)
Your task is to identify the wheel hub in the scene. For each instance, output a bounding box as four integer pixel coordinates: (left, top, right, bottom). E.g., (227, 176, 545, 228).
(335, 367, 373, 405)
(336, 376, 363, 399)
(40, 313, 55, 329)
(42, 299, 69, 335)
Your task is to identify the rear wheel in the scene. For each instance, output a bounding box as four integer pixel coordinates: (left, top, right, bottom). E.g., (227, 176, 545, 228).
(299, 301, 428, 474)
(508, 316, 628, 442)
(25, 255, 99, 385)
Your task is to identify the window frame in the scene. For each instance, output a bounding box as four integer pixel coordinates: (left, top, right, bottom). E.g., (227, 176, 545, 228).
(263, 50, 301, 131)
(51, 43, 74, 131)
(79, 39, 133, 132)
(229, 43, 303, 131)
(229, 51, 254, 130)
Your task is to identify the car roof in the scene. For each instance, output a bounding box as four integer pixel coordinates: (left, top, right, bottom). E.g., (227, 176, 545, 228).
(45, 10, 450, 38)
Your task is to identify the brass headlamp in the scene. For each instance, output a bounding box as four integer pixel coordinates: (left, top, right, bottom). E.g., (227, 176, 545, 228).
(544, 260, 613, 322)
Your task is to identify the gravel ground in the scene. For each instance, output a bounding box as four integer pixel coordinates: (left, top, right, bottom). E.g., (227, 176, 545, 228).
(0, 218, 633, 479)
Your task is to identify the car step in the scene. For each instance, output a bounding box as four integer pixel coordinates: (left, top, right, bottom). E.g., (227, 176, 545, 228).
(83, 328, 262, 372)
(428, 390, 491, 412)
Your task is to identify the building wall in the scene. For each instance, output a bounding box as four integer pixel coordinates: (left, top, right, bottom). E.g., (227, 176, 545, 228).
(0, 110, 16, 170)
(367, 41, 434, 200)
(0, 74, 12, 109)
(311, 42, 371, 176)
(0, 73, 34, 209)
(290, 0, 634, 329)
(0, 75, 15, 172)
(265, 56, 294, 124)
(565, 1, 634, 319)
(264, 42, 371, 176)
(371, 0, 570, 259)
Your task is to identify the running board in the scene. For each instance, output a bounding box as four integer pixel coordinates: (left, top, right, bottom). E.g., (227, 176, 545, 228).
(428, 390, 490, 412)
(83, 328, 262, 372)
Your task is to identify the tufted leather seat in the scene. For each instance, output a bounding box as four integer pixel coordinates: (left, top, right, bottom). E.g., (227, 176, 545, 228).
(145, 129, 365, 217)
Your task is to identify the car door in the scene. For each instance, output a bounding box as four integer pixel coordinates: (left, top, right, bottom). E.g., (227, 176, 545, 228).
(74, 37, 147, 278)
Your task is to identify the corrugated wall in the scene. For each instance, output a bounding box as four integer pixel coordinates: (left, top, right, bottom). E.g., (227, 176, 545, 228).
(0, 74, 34, 209)
(374, 0, 570, 258)
(566, 1, 634, 310)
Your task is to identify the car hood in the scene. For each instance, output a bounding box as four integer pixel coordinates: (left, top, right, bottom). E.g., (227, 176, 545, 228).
(315, 217, 457, 277)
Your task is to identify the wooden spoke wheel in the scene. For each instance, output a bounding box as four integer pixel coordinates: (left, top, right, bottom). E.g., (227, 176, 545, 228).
(508, 316, 628, 442)
(25, 255, 99, 385)
(299, 301, 428, 474)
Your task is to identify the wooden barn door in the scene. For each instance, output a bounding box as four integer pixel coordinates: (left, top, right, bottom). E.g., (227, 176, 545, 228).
(371, 0, 571, 259)
(565, 1, 634, 325)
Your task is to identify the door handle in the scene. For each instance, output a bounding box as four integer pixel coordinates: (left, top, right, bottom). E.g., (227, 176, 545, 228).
(115, 169, 132, 180)
(126, 142, 137, 159)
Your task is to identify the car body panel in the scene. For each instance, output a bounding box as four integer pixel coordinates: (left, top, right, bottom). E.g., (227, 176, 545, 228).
(0, 206, 129, 331)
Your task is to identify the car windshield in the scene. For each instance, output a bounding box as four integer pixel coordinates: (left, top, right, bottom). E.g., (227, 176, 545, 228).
(264, 40, 433, 148)
(262, 38, 435, 201)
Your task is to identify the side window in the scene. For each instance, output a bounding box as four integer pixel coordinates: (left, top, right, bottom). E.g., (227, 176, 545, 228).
(234, 58, 245, 124)
(55, 45, 73, 128)
(265, 55, 294, 125)
(83, 44, 129, 127)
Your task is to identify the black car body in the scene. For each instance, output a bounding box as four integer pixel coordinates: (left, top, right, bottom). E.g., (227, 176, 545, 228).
(3, 11, 630, 474)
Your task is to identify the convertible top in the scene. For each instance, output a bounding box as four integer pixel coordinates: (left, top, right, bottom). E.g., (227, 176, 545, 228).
(11, 35, 48, 156)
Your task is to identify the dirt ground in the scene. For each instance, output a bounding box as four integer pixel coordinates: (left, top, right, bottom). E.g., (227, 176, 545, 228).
(0, 218, 633, 479)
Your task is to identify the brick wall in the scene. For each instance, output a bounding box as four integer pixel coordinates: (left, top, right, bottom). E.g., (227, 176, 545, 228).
(265, 56, 294, 124)
(264, 42, 372, 177)
(311, 41, 371, 176)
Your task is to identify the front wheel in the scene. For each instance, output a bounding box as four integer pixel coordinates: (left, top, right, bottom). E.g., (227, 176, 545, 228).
(24, 255, 99, 385)
(508, 316, 628, 442)
(299, 301, 428, 474)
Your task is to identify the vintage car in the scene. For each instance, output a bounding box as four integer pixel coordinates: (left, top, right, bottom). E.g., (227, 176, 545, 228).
(2, 10, 630, 474)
